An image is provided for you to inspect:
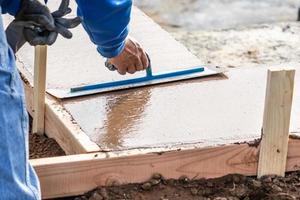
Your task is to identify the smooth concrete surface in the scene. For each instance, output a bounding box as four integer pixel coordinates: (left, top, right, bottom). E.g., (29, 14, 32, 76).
(63, 66, 300, 150)
(15, 2, 202, 92)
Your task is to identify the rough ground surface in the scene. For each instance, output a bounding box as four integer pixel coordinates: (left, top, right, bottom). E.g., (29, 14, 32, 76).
(171, 22, 300, 69)
(29, 116, 65, 159)
(135, 0, 300, 31)
(71, 172, 300, 200)
(29, 133, 65, 159)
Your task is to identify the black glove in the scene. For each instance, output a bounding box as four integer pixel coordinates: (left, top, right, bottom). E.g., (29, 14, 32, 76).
(51, 0, 82, 39)
(15, 0, 56, 31)
(6, 0, 82, 52)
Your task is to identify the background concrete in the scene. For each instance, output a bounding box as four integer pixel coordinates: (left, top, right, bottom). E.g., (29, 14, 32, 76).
(135, 0, 300, 30)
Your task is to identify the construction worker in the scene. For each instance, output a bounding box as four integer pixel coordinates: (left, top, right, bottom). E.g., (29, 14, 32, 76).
(0, 0, 148, 199)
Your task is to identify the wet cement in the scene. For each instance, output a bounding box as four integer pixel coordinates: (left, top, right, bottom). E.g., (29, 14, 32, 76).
(63, 66, 300, 150)
(14, 4, 202, 93)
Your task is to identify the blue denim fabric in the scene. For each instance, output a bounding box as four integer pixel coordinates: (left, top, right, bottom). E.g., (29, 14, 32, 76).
(0, 7, 41, 200)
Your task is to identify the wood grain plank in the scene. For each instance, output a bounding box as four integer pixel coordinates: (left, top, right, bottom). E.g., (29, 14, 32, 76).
(33, 46, 47, 134)
(31, 139, 300, 199)
(258, 68, 295, 177)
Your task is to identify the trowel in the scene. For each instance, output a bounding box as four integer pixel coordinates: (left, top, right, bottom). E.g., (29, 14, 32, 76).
(47, 55, 219, 98)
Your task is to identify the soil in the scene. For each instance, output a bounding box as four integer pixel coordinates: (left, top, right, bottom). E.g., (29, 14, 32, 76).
(29, 133, 65, 159)
(171, 22, 300, 70)
(29, 116, 65, 159)
(67, 172, 300, 200)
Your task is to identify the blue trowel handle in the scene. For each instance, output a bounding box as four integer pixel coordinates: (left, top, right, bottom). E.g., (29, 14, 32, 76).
(105, 53, 152, 77)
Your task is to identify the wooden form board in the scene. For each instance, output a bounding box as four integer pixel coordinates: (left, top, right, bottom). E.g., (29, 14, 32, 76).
(258, 68, 295, 177)
(32, 46, 47, 135)
(31, 139, 300, 199)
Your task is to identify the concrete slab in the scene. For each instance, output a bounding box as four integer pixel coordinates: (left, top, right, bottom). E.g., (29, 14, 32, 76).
(62, 66, 300, 150)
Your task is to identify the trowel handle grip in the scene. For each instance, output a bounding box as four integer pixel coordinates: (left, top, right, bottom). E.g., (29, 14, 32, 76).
(105, 53, 152, 76)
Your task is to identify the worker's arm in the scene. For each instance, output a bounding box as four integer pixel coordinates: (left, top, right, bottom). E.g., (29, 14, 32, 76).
(1, 0, 21, 16)
(75, 0, 149, 75)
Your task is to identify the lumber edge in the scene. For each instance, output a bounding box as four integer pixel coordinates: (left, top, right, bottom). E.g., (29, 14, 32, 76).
(31, 139, 300, 199)
(18, 62, 100, 154)
(33, 45, 47, 135)
(258, 68, 295, 177)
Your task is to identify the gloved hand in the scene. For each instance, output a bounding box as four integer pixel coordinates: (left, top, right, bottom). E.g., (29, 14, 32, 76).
(107, 37, 149, 75)
(15, 0, 56, 31)
(6, 0, 82, 53)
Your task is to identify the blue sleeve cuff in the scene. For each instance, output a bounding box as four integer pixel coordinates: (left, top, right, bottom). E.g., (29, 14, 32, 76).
(2, 0, 21, 16)
(96, 39, 126, 58)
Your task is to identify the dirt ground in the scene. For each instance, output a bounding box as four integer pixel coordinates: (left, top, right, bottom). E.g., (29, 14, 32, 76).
(171, 22, 300, 69)
(29, 116, 65, 159)
(67, 172, 300, 200)
(29, 133, 65, 159)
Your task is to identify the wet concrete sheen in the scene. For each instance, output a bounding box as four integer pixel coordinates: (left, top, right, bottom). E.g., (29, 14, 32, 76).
(63, 67, 300, 150)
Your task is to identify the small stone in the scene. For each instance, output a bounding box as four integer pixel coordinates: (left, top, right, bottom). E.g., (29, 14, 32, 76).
(179, 175, 189, 183)
(214, 198, 227, 200)
(203, 188, 213, 196)
(174, 192, 180, 197)
(150, 179, 161, 186)
(74, 197, 83, 200)
(99, 188, 108, 199)
(250, 180, 262, 189)
(141, 182, 152, 191)
(152, 173, 162, 180)
(232, 175, 241, 183)
(233, 187, 247, 198)
(272, 185, 283, 193)
(261, 176, 272, 183)
(228, 197, 239, 200)
(278, 182, 286, 188)
(190, 188, 198, 195)
(167, 179, 175, 186)
(206, 182, 214, 187)
(89, 192, 103, 200)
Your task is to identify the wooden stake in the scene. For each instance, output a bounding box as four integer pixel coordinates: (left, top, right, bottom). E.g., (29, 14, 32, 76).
(32, 45, 47, 135)
(258, 68, 295, 178)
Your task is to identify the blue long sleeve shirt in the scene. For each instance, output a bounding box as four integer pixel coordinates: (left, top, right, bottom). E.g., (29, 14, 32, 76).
(76, 0, 132, 58)
(1, 0, 132, 58)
